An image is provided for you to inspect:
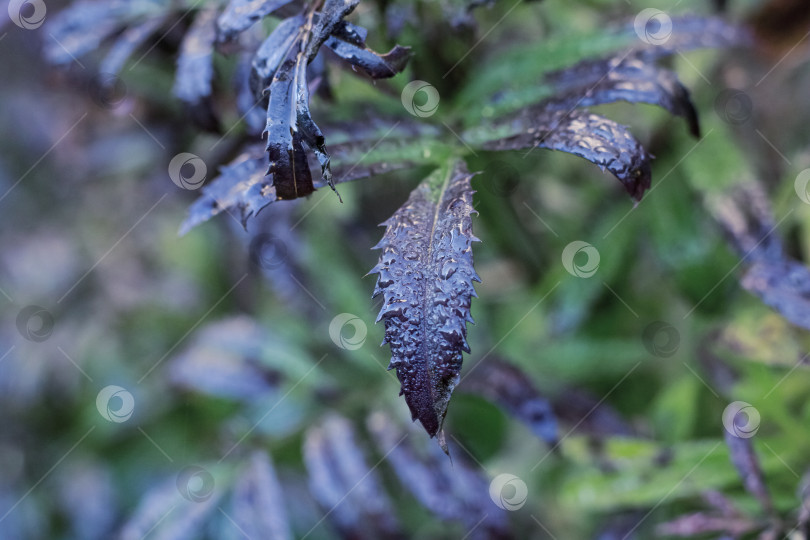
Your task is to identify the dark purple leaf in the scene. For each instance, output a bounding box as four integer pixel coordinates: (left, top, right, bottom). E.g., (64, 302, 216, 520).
(217, 0, 296, 42)
(324, 22, 412, 79)
(366, 412, 511, 539)
(543, 54, 700, 137)
(303, 415, 403, 539)
(461, 359, 559, 447)
(371, 161, 480, 449)
(249, 15, 304, 100)
(305, 0, 360, 61)
(98, 16, 166, 76)
(174, 8, 220, 131)
(179, 144, 274, 235)
(229, 452, 292, 540)
(479, 109, 652, 200)
(724, 430, 774, 515)
(551, 386, 634, 438)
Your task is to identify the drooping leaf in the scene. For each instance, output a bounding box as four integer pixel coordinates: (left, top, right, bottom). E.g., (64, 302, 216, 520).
(707, 183, 810, 330)
(43, 0, 160, 66)
(366, 412, 511, 538)
(174, 7, 220, 131)
(98, 15, 166, 76)
(229, 452, 292, 540)
(217, 0, 296, 42)
(249, 15, 305, 101)
(461, 358, 559, 447)
(724, 430, 774, 515)
(471, 108, 652, 200)
(303, 415, 403, 539)
(179, 144, 274, 235)
(371, 160, 480, 448)
(324, 22, 412, 79)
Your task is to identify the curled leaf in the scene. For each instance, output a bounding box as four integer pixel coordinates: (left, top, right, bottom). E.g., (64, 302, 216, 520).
(324, 22, 412, 79)
(217, 0, 296, 42)
(476, 108, 652, 200)
(179, 144, 274, 235)
(371, 160, 480, 447)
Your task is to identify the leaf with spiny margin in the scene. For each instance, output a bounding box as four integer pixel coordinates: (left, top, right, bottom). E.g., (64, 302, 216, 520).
(174, 7, 220, 131)
(371, 160, 480, 449)
(468, 108, 652, 200)
(179, 144, 274, 235)
(217, 0, 296, 42)
(324, 22, 412, 79)
(461, 358, 559, 447)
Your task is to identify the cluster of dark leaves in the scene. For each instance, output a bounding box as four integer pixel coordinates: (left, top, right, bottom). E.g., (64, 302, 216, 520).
(41, 0, 764, 448)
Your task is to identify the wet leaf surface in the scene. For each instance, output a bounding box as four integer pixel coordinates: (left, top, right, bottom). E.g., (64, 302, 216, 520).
(371, 160, 480, 447)
(217, 0, 296, 42)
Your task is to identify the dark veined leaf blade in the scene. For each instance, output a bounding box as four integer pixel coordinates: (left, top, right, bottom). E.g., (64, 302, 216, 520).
(472, 108, 652, 200)
(324, 22, 412, 79)
(179, 144, 274, 235)
(217, 0, 296, 42)
(371, 160, 480, 447)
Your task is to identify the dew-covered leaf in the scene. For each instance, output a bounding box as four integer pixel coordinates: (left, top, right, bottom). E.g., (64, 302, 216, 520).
(471, 108, 652, 200)
(366, 412, 510, 538)
(371, 160, 480, 448)
(179, 144, 274, 235)
(303, 415, 403, 539)
(217, 0, 296, 42)
(229, 452, 292, 540)
(324, 22, 412, 79)
(461, 359, 559, 447)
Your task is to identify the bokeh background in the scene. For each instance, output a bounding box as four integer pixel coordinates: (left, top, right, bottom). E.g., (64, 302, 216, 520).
(1, 0, 810, 538)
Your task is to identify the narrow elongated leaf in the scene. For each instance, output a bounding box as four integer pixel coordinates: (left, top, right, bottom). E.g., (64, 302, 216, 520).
(724, 431, 774, 515)
(473, 108, 652, 200)
(371, 160, 480, 447)
(179, 144, 274, 235)
(43, 0, 157, 65)
(229, 452, 292, 540)
(324, 22, 412, 79)
(99, 16, 166, 76)
(461, 359, 559, 447)
(249, 16, 304, 100)
(217, 0, 296, 42)
(303, 415, 403, 539)
(174, 8, 220, 131)
(264, 60, 316, 200)
(367, 412, 510, 538)
(305, 0, 360, 61)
